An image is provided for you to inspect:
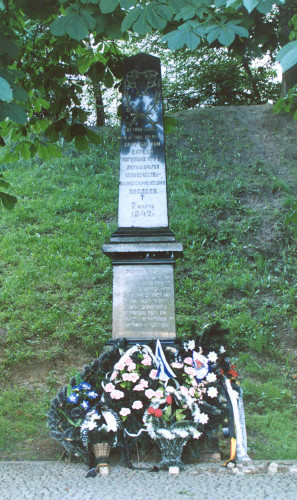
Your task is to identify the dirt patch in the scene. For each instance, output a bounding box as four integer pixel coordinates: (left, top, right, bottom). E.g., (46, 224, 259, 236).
(5, 344, 97, 390)
(0, 328, 8, 345)
(174, 104, 297, 189)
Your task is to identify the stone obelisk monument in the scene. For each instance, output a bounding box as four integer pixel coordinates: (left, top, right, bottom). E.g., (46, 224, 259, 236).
(103, 53, 182, 344)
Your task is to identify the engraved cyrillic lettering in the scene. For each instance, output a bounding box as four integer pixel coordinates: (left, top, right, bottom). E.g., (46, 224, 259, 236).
(113, 265, 176, 339)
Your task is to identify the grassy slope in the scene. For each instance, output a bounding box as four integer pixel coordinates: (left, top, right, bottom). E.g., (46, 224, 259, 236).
(0, 104, 296, 460)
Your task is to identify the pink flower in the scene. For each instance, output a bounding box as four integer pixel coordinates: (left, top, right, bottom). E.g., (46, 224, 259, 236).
(139, 378, 148, 388)
(189, 387, 196, 397)
(171, 362, 184, 369)
(154, 389, 164, 399)
(145, 389, 155, 399)
(119, 407, 131, 417)
(127, 362, 137, 372)
(122, 373, 132, 382)
(125, 357, 133, 365)
(184, 357, 193, 365)
(132, 400, 143, 410)
(184, 366, 197, 376)
(104, 383, 115, 393)
(179, 386, 189, 396)
(141, 355, 152, 366)
(133, 384, 145, 391)
(114, 361, 125, 371)
(149, 369, 157, 379)
(130, 372, 140, 383)
(110, 389, 124, 400)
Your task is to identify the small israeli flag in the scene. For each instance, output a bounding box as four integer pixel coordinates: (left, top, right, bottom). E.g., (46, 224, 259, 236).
(155, 340, 176, 382)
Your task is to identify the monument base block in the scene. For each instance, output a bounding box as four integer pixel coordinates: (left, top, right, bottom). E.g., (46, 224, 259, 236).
(103, 229, 183, 344)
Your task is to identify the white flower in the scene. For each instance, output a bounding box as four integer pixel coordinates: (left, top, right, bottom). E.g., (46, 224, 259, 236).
(220, 345, 226, 353)
(166, 386, 176, 394)
(132, 400, 143, 410)
(207, 386, 218, 398)
(191, 429, 202, 439)
(184, 340, 195, 351)
(206, 372, 217, 383)
(207, 351, 218, 363)
(119, 407, 131, 417)
(199, 412, 209, 425)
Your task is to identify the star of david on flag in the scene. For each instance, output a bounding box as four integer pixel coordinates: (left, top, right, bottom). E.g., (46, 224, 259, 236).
(155, 340, 176, 382)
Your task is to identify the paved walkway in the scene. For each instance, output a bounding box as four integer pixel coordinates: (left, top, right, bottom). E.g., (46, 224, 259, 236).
(1, 461, 297, 500)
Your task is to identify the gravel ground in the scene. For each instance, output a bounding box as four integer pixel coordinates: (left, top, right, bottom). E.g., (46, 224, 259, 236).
(1, 461, 297, 500)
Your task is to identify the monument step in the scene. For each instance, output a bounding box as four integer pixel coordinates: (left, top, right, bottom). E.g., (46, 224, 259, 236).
(102, 241, 183, 256)
(110, 227, 177, 243)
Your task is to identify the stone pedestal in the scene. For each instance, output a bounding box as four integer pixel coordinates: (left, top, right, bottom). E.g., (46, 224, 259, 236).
(103, 231, 182, 344)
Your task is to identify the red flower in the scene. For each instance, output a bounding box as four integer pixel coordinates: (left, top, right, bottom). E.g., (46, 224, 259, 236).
(228, 365, 238, 378)
(154, 408, 163, 418)
(148, 406, 155, 415)
(166, 395, 172, 405)
(220, 368, 224, 375)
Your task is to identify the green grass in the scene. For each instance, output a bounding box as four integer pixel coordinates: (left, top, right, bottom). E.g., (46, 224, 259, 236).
(0, 386, 56, 458)
(0, 106, 297, 460)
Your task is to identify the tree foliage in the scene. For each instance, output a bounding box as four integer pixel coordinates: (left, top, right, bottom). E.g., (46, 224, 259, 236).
(133, 36, 280, 111)
(0, 0, 295, 207)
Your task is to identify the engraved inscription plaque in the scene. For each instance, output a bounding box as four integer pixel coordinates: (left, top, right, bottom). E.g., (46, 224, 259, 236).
(112, 265, 176, 340)
(118, 54, 168, 229)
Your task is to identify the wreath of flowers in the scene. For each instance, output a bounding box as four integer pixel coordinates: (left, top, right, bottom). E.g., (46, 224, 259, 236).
(48, 323, 244, 470)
